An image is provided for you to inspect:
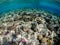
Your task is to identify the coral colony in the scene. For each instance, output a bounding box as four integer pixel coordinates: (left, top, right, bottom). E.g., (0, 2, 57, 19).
(0, 9, 60, 45)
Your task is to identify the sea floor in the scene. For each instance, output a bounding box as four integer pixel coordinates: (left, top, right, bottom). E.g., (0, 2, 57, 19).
(0, 9, 60, 45)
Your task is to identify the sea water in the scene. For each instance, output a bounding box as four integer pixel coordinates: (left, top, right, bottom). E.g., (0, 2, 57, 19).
(0, 0, 60, 16)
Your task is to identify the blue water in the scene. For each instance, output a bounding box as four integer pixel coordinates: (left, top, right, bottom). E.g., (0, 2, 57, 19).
(0, 0, 60, 16)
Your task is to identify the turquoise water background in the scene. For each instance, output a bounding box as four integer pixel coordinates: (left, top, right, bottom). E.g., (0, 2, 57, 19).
(0, 0, 60, 16)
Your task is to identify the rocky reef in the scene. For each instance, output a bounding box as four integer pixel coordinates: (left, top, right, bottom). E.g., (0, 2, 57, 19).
(0, 9, 60, 45)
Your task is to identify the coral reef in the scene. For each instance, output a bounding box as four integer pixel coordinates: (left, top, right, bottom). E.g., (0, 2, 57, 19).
(0, 9, 60, 45)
